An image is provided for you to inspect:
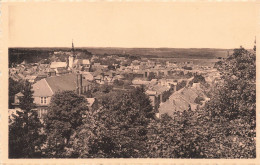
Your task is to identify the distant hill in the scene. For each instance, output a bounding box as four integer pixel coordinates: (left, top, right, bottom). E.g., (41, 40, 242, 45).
(83, 47, 232, 59)
(8, 47, 233, 66)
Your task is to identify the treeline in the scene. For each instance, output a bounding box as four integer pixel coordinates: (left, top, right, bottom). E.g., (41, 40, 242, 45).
(9, 48, 92, 66)
(9, 47, 255, 158)
(9, 48, 52, 66)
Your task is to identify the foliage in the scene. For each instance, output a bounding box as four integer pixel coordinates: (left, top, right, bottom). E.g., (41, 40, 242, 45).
(194, 96, 204, 105)
(70, 87, 155, 158)
(214, 47, 255, 121)
(183, 66, 192, 70)
(189, 74, 206, 86)
(176, 80, 187, 91)
(9, 81, 45, 158)
(8, 78, 24, 108)
(193, 47, 255, 158)
(97, 87, 154, 157)
(68, 110, 114, 158)
(9, 48, 52, 66)
(44, 91, 89, 158)
(91, 84, 114, 99)
(146, 46, 256, 158)
(122, 73, 135, 81)
(147, 109, 204, 158)
(198, 47, 256, 158)
(113, 79, 125, 86)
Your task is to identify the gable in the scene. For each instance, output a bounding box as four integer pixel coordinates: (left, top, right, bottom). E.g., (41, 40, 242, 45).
(32, 79, 54, 97)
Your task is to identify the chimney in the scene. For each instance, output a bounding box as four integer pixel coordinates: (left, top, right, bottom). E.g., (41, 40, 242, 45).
(77, 74, 83, 95)
(173, 84, 177, 92)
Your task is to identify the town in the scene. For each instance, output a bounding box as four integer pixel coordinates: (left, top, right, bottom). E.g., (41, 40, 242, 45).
(8, 42, 256, 159)
(9, 41, 222, 120)
(6, 1, 256, 160)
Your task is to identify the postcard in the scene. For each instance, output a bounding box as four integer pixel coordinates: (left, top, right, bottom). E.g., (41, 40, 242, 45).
(0, 0, 259, 164)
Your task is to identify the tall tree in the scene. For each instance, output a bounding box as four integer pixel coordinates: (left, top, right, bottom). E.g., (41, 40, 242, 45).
(9, 81, 45, 158)
(44, 91, 89, 158)
(8, 78, 24, 108)
(199, 46, 256, 158)
(70, 87, 155, 158)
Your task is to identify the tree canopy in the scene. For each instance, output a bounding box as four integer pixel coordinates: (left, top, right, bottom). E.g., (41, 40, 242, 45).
(70, 87, 155, 158)
(44, 91, 89, 158)
(9, 81, 45, 158)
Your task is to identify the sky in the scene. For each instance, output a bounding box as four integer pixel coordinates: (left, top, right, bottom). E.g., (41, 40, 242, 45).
(8, 2, 257, 49)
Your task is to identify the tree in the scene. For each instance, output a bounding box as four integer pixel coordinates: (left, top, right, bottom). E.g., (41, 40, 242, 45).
(189, 74, 206, 86)
(9, 81, 45, 158)
(178, 46, 256, 158)
(97, 87, 154, 158)
(198, 46, 256, 158)
(113, 79, 124, 86)
(146, 46, 256, 158)
(176, 80, 187, 91)
(69, 110, 115, 158)
(8, 78, 24, 108)
(44, 91, 89, 158)
(194, 96, 204, 105)
(147, 108, 204, 158)
(213, 46, 255, 121)
(70, 87, 155, 158)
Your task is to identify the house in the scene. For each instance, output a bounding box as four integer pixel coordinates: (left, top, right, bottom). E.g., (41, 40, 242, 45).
(73, 59, 91, 71)
(80, 71, 94, 81)
(13, 92, 24, 106)
(145, 90, 160, 111)
(46, 68, 56, 77)
(55, 67, 70, 75)
(17, 73, 26, 80)
(25, 75, 39, 83)
(50, 62, 67, 69)
(131, 60, 140, 66)
(113, 74, 124, 81)
(132, 78, 150, 86)
(158, 84, 207, 118)
(158, 79, 177, 89)
(13, 73, 92, 118)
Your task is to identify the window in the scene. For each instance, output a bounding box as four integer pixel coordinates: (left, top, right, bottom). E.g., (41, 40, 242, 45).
(44, 97, 47, 104)
(41, 97, 47, 104)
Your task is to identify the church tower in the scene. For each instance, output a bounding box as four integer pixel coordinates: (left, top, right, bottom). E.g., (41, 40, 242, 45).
(71, 39, 75, 52)
(69, 40, 75, 69)
(254, 36, 256, 51)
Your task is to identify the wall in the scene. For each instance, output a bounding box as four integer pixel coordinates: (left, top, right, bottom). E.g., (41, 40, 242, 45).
(33, 96, 52, 106)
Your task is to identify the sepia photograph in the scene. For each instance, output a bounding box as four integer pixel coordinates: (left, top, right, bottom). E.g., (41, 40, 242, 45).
(0, 0, 258, 163)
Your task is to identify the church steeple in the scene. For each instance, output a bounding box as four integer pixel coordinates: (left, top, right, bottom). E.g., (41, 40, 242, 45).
(71, 39, 75, 52)
(254, 36, 256, 51)
(68, 39, 76, 69)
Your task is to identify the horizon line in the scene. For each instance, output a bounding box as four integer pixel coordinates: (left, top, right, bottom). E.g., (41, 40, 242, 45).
(8, 46, 238, 50)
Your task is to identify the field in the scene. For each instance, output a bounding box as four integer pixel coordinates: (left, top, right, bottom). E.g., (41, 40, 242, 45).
(85, 47, 232, 59)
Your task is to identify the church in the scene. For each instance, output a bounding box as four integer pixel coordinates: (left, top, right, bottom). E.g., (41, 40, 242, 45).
(50, 41, 91, 74)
